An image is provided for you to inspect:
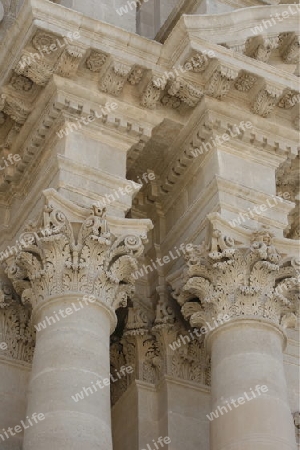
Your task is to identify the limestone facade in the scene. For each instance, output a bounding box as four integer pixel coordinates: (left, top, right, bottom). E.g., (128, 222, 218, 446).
(0, 0, 299, 449)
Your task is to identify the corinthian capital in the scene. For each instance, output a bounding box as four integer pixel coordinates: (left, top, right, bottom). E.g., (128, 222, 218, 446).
(5, 200, 147, 314)
(173, 223, 299, 331)
(0, 278, 34, 363)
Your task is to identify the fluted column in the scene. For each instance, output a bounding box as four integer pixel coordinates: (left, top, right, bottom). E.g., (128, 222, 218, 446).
(173, 220, 298, 450)
(6, 199, 150, 450)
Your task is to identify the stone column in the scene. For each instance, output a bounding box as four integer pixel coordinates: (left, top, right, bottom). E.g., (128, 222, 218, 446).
(173, 221, 298, 450)
(6, 198, 150, 450)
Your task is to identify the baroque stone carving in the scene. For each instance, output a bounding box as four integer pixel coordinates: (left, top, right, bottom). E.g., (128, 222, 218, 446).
(278, 90, 300, 109)
(279, 33, 300, 64)
(167, 79, 203, 107)
(234, 72, 257, 92)
(185, 52, 210, 73)
(175, 226, 299, 329)
(205, 66, 238, 99)
(245, 36, 279, 62)
(171, 337, 210, 385)
(5, 203, 146, 312)
(140, 77, 167, 109)
(99, 60, 132, 96)
(86, 50, 107, 72)
(0, 282, 34, 363)
(32, 31, 58, 51)
(128, 66, 144, 85)
(10, 74, 33, 92)
(252, 84, 282, 117)
(0, 93, 31, 124)
(55, 45, 86, 78)
(15, 52, 54, 86)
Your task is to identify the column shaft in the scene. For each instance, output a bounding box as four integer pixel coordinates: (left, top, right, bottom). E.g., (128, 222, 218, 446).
(23, 294, 116, 450)
(207, 320, 296, 450)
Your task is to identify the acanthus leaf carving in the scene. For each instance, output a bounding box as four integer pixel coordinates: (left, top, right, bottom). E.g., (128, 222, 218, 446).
(55, 45, 86, 78)
(5, 202, 147, 313)
(167, 79, 203, 107)
(174, 224, 299, 330)
(252, 84, 282, 117)
(99, 60, 132, 96)
(205, 66, 238, 99)
(0, 281, 34, 363)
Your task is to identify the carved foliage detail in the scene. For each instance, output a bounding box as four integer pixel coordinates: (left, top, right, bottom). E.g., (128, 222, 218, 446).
(176, 228, 299, 329)
(0, 282, 34, 363)
(206, 66, 238, 99)
(6, 204, 146, 311)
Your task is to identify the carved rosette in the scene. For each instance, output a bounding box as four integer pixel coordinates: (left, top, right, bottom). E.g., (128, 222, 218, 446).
(174, 228, 299, 331)
(5, 205, 146, 316)
(0, 281, 34, 363)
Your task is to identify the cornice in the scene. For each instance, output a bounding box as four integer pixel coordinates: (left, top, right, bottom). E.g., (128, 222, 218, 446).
(155, 99, 298, 200)
(0, 0, 298, 218)
(181, 5, 300, 41)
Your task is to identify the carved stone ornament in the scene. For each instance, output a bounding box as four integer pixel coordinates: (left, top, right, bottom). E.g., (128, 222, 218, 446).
(252, 84, 282, 117)
(127, 66, 144, 85)
(184, 52, 210, 73)
(0, 92, 32, 124)
(99, 60, 132, 96)
(278, 90, 300, 109)
(0, 281, 34, 363)
(279, 34, 300, 64)
(5, 203, 146, 313)
(55, 45, 86, 78)
(234, 72, 257, 92)
(86, 50, 107, 72)
(15, 52, 54, 86)
(245, 36, 279, 63)
(167, 79, 203, 107)
(205, 66, 238, 100)
(174, 226, 299, 330)
(140, 77, 167, 109)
